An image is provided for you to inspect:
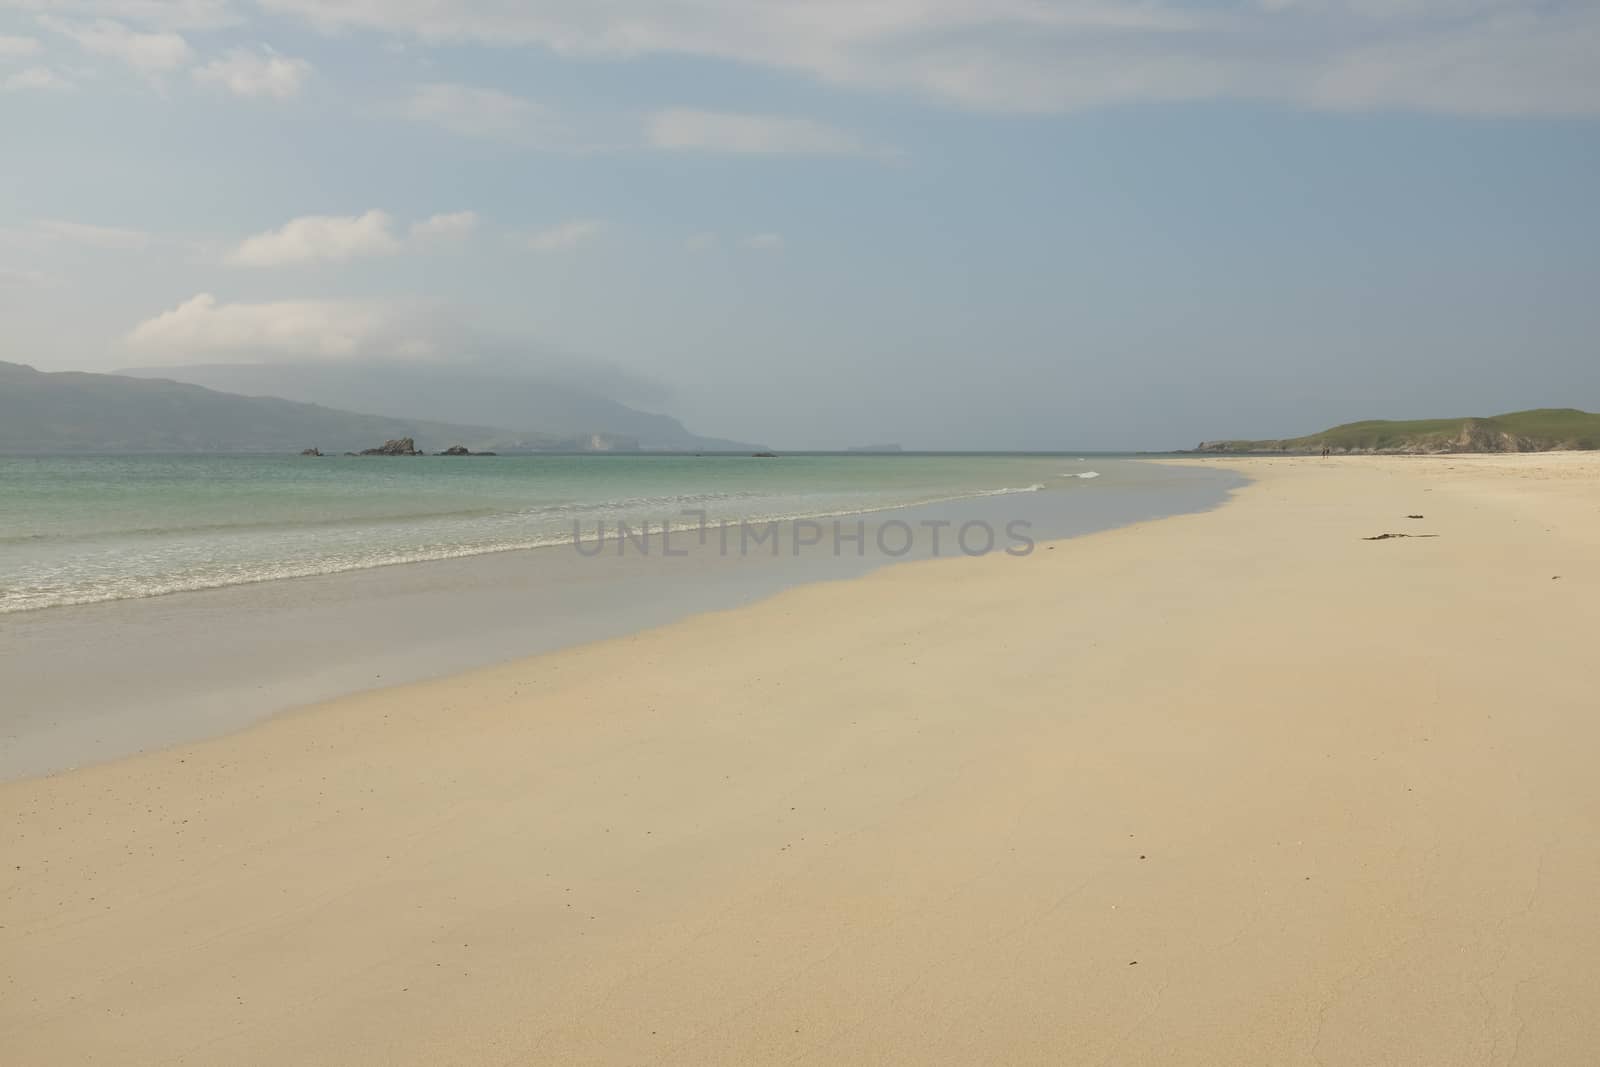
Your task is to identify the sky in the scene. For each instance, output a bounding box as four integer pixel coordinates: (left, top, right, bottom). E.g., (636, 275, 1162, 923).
(1, 0, 1597, 450)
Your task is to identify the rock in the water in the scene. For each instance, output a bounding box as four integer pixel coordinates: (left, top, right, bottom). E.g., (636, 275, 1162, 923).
(359, 437, 422, 456)
(299, 447, 323, 456)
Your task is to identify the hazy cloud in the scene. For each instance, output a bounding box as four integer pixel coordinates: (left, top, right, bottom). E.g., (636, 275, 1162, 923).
(526, 219, 604, 252)
(192, 45, 311, 99)
(121, 297, 662, 392)
(40, 16, 192, 76)
(0, 34, 41, 56)
(742, 232, 784, 251)
(409, 210, 479, 242)
(225, 209, 479, 266)
(2, 65, 72, 90)
(1303, 9, 1600, 118)
(127, 293, 440, 360)
(255, 0, 1600, 117)
(647, 109, 883, 157)
(33, 219, 150, 249)
(6, 1, 238, 31)
(0, 265, 49, 287)
(227, 210, 401, 266)
(15, 2, 1599, 116)
(396, 82, 577, 144)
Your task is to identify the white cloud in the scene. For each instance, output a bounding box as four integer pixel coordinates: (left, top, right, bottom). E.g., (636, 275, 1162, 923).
(34, 219, 149, 249)
(742, 233, 784, 252)
(0, 34, 41, 56)
(40, 16, 192, 76)
(527, 219, 603, 252)
(409, 211, 479, 241)
(397, 81, 561, 142)
(127, 293, 438, 360)
(2, 65, 72, 91)
(647, 109, 882, 157)
(227, 210, 401, 267)
(255, 0, 1600, 117)
(225, 210, 479, 266)
(193, 46, 311, 99)
(1305, 10, 1600, 118)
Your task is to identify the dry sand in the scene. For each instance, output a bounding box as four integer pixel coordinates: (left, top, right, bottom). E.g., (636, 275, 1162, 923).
(4, 454, 1599, 1065)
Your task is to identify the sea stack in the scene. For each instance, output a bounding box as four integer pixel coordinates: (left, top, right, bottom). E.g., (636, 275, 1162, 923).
(359, 437, 423, 456)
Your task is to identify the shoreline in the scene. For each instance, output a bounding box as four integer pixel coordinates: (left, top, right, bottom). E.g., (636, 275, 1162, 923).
(0, 451, 1152, 618)
(5, 453, 1598, 1063)
(0, 461, 1243, 781)
(0, 474, 1072, 618)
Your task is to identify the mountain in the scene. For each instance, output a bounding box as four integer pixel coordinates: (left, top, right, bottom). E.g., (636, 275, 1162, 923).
(1193, 409, 1600, 454)
(120, 361, 756, 452)
(0, 361, 637, 454)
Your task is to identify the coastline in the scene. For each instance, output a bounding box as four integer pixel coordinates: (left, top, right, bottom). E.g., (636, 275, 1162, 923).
(4, 453, 1599, 1064)
(0, 460, 1240, 780)
(0, 452, 1150, 617)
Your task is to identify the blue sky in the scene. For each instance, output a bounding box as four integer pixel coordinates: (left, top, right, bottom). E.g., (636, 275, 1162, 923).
(2, 1, 1598, 449)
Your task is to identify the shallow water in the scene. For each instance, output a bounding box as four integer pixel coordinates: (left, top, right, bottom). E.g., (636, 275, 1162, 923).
(0, 457, 1245, 779)
(3, 453, 1125, 613)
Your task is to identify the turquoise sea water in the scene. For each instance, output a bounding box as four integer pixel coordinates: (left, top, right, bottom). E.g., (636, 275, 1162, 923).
(0, 453, 1123, 614)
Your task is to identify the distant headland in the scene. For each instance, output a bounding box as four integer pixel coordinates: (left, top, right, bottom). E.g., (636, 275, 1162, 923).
(1190, 409, 1600, 455)
(0, 361, 760, 455)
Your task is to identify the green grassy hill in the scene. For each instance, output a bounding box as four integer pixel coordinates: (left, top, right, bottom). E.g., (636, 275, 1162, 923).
(1194, 409, 1600, 454)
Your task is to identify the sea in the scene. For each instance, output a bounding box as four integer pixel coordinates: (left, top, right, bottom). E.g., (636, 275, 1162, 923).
(0, 452, 1244, 778)
(5, 452, 1177, 615)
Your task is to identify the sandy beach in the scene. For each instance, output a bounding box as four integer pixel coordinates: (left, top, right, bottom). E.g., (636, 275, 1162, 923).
(4, 453, 1598, 1065)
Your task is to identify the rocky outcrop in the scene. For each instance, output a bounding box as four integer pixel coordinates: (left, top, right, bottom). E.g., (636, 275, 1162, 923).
(437, 445, 497, 456)
(359, 437, 422, 456)
(299, 447, 323, 456)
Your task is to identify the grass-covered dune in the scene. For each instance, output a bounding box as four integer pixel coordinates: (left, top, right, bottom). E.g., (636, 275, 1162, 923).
(1194, 408, 1600, 454)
